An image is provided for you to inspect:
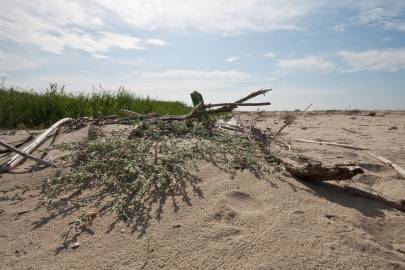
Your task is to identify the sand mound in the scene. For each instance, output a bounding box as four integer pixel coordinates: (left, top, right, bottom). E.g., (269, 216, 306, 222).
(1, 111, 405, 269)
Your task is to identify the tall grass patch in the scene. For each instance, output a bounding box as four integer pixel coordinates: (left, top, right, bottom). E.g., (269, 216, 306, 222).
(0, 84, 191, 128)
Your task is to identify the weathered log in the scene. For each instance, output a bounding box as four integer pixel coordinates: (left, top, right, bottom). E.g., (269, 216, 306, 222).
(281, 158, 364, 181)
(191, 91, 209, 124)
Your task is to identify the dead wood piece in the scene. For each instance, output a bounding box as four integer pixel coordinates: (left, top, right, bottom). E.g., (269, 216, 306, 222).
(283, 159, 364, 181)
(120, 109, 143, 117)
(208, 89, 272, 114)
(271, 104, 312, 140)
(342, 128, 357, 134)
(160, 102, 204, 121)
(1, 118, 72, 173)
(203, 102, 271, 109)
(277, 154, 364, 181)
(0, 140, 54, 167)
(296, 139, 369, 151)
(0, 134, 34, 154)
(367, 152, 405, 179)
(120, 109, 160, 119)
(250, 127, 270, 146)
(235, 89, 272, 103)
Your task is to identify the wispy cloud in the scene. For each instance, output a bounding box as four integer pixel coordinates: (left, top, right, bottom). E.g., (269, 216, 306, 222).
(0, 1, 165, 55)
(225, 56, 240, 63)
(356, 7, 405, 32)
(92, 54, 110, 59)
(339, 48, 405, 72)
(276, 56, 335, 73)
(264, 52, 277, 58)
(91, 0, 325, 34)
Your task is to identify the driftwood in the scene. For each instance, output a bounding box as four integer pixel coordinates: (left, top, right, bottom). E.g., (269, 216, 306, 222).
(66, 90, 273, 126)
(296, 139, 369, 151)
(120, 109, 143, 117)
(207, 89, 271, 114)
(0, 140, 54, 167)
(342, 128, 357, 134)
(367, 152, 405, 180)
(0, 134, 34, 154)
(280, 157, 364, 181)
(0, 118, 72, 173)
(271, 104, 312, 140)
(203, 102, 270, 108)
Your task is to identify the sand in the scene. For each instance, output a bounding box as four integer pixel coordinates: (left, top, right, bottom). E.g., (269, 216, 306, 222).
(0, 110, 404, 270)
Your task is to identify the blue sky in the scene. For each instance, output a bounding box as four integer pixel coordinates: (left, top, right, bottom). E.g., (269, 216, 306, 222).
(1, 0, 405, 110)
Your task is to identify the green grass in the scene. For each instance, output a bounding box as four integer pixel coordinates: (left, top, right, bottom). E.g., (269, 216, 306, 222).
(0, 84, 191, 129)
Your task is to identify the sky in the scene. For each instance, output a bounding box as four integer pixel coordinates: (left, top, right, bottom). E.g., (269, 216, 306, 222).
(1, 0, 405, 110)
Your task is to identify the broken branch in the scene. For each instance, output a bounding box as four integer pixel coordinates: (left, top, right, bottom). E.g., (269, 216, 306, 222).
(0, 140, 54, 167)
(296, 139, 369, 151)
(1, 118, 72, 173)
(367, 152, 405, 180)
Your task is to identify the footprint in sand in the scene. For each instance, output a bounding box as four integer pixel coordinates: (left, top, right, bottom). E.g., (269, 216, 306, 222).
(224, 191, 261, 213)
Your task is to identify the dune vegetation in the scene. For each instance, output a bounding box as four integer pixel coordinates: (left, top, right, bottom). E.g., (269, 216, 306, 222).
(0, 84, 191, 129)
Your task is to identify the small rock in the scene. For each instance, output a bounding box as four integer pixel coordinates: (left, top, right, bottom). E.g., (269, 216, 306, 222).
(172, 224, 181, 229)
(71, 242, 80, 250)
(388, 126, 398, 131)
(366, 112, 376, 117)
(120, 229, 126, 233)
(325, 214, 337, 219)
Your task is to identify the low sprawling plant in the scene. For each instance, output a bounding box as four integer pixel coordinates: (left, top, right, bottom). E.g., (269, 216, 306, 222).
(42, 120, 279, 221)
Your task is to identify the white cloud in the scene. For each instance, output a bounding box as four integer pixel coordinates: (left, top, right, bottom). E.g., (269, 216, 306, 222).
(355, 6, 405, 32)
(92, 54, 110, 59)
(145, 39, 166, 46)
(225, 56, 240, 63)
(264, 52, 277, 58)
(0, 1, 164, 55)
(339, 48, 405, 72)
(93, 0, 326, 34)
(1, 0, 405, 59)
(276, 56, 336, 73)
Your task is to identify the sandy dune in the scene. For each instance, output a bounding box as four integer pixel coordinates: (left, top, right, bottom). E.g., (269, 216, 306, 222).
(0, 110, 404, 270)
